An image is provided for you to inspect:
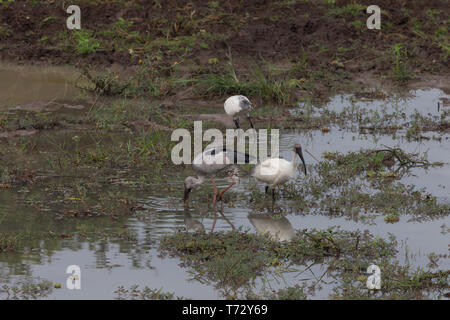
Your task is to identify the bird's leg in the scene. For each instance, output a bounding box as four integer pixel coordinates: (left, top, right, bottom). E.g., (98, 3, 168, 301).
(211, 176, 218, 208)
(218, 172, 236, 201)
(272, 188, 276, 202)
(233, 117, 240, 129)
(247, 116, 255, 129)
(265, 185, 269, 194)
(211, 210, 218, 233)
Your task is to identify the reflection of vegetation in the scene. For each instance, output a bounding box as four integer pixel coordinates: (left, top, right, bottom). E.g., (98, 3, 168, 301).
(159, 228, 397, 299)
(267, 285, 307, 300)
(0, 279, 53, 300)
(0, 233, 19, 252)
(114, 285, 181, 300)
(160, 228, 449, 299)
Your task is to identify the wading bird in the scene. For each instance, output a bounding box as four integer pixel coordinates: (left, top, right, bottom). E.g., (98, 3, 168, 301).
(224, 95, 255, 129)
(250, 144, 307, 200)
(183, 146, 250, 207)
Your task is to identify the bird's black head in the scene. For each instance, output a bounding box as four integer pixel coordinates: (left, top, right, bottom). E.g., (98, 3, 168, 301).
(294, 144, 307, 175)
(239, 96, 253, 109)
(183, 186, 191, 202)
(183, 177, 194, 202)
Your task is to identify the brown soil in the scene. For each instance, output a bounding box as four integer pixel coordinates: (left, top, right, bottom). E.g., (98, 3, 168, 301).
(0, 0, 449, 100)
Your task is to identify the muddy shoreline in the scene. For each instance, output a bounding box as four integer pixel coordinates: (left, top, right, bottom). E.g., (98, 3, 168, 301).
(0, 0, 449, 104)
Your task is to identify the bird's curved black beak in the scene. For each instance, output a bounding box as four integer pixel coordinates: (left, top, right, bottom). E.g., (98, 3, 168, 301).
(183, 187, 191, 202)
(296, 147, 307, 175)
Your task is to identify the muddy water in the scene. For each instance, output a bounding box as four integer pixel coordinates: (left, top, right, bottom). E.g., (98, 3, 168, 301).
(1, 68, 449, 299)
(282, 129, 450, 202)
(296, 88, 449, 130)
(0, 63, 87, 108)
(322, 88, 447, 118)
(1, 128, 448, 299)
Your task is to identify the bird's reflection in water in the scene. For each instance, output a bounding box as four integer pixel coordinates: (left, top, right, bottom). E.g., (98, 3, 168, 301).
(248, 213, 295, 242)
(183, 208, 235, 233)
(211, 208, 235, 233)
(184, 209, 205, 233)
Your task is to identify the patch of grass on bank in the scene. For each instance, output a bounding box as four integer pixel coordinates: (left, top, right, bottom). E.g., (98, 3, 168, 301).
(390, 43, 413, 84)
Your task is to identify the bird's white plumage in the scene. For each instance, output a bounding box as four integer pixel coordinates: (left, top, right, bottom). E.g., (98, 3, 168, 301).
(192, 148, 233, 176)
(251, 157, 297, 187)
(224, 95, 252, 116)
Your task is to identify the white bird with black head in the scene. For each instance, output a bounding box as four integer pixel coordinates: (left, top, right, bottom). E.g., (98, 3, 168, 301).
(224, 95, 254, 129)
(251, 144, 307, 200)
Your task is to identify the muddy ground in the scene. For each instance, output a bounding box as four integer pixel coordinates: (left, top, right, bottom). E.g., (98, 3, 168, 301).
(0, 0, 449, 102)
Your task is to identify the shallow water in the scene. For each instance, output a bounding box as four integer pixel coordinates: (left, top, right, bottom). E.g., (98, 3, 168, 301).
(0, 63, 87, 108)
(1, 127, 449, 299)
(323, 88, 447, 118)
(282, 129, 450, 202)
(296, 88, 450, 130)
(0, 68, 449, 299)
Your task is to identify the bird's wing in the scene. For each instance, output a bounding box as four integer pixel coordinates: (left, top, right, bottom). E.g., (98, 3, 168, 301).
(252, 157, 294, 181)
(194, 153, 230, 175)
(224, 95, 252, 115)
(206, 145, 256, 164)
(252, 158, 281, 178)
(224, 96, 242, 115)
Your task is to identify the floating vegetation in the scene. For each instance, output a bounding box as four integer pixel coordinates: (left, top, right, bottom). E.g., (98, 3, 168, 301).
(159, 228, 448, 299)
(114, 285, 182, 300)
(332, 265, 449, 300)
(0, 279, 53, 300)
(0, 233, 19, 252)
(159, 228, 397, 298)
